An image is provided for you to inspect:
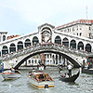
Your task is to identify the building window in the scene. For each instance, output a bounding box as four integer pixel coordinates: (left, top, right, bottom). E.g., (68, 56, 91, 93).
(77, 33, 78, 36)
(72, 27, 75, 31)
(80, 33, 82, 36)
(3, 35, 6, 41)
(89, 27, 91, 30)
(47, 54, 49, 58)
(35, 60, 37, 63)
(29, 60, 31, 63)
(68, 29, 69, 32)
(32, 60, 34, 63)
(77, 26, 78, 30)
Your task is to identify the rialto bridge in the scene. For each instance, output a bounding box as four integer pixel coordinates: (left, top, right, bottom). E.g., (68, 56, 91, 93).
(0, 23, 93, 69)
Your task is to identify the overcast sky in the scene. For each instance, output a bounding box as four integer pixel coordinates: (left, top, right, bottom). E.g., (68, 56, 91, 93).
(0, 0, 93, 35)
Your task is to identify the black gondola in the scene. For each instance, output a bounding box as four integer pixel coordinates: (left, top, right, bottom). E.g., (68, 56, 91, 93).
(59, 70, 80, 82)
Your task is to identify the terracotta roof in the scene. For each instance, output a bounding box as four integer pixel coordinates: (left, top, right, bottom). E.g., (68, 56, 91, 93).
(56, 19, 93, 29)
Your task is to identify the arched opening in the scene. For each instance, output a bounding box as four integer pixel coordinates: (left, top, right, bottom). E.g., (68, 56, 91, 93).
(78, 41, 84, 50)
(2, 46, 8, 55)
(55, 36, 61, 44)
(70, 40, 76, 49)
(14, 50, 80, 69)
(25, 39, 31, 47)
(85, 43, 91, 52)
(17, 41, 23, 50)
(32, 36, 39, 45)
(10, 43, 16, 53)
(62, 37, 69, 47)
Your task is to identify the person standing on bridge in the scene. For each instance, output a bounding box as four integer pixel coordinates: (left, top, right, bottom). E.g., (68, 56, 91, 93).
(67, 63, 73, 77)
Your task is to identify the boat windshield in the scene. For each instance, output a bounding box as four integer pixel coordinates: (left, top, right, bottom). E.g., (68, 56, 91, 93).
(39, 74, 44, 79)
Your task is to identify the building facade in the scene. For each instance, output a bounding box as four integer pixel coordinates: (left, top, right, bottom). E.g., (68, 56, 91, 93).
(56, 19, 93, 38)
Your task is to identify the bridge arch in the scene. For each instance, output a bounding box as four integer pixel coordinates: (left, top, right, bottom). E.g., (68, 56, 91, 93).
(85, 43, 91, 52)
(10, 43, 16, 52)
(2, 46, 8, 55)
(14, 48, 81, 69)
(70, 39, 76, 49)
(78, 41, 84, 50)
(17, 41, 23, 50)
(25, 39, 31, 47)
(32, 36, 39, 45)
(62, 37, 69, 47)
(55, 36, 61, 44)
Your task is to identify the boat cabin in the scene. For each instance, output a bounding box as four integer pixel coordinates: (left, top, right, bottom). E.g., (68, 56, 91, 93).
(29, 71, 53, 82)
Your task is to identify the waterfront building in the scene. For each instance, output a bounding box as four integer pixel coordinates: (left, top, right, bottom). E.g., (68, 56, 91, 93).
(56, 19, 93, 39)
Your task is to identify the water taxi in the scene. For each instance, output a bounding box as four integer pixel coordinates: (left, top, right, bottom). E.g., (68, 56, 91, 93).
(2, 70, 21, 80)
(28, 71, 54, 88)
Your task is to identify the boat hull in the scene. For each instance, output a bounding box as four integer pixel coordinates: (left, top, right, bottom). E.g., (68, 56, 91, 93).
(82, 68, 93, 74)
(59, 70, 80, 82)
(29, 78, 54, 88)
(2, 70, 21, 80)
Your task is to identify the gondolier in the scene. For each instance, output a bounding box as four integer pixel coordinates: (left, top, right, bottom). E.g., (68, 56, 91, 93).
(67, 63, 73, 77)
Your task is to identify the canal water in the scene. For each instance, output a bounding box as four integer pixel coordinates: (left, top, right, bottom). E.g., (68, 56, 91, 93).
(0, 67, 93, 93)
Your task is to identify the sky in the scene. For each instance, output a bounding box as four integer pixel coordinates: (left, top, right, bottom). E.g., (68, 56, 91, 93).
(0, 0, 93, 35)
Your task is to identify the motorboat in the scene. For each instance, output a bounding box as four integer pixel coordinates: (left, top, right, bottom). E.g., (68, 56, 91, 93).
(59, 70, 80, 82)
(28, 71, 54, 88)
(2, 70, 21, 80)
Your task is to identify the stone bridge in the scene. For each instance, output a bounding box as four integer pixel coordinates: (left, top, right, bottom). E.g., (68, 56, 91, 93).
(1, 43, 91, 69)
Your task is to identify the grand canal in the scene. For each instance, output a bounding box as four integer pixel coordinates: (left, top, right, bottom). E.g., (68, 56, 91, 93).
(0, 67, 93, 93)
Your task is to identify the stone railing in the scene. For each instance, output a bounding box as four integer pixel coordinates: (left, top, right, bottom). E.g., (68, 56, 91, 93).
(1, 43, 92, 61)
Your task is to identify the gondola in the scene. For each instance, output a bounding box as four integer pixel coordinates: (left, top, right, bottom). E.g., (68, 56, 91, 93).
(59, 70, 80, 82)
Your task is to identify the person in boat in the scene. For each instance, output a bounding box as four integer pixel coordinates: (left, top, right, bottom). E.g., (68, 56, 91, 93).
(67, 63, 73, 77)
(10, 67, 15, 72)
(32, 68, 35, 72)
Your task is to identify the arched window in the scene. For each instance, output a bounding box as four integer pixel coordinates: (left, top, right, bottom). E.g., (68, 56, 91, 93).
(32, 36, 39, 45)
(55, 36, 61, 44)
(62, 37, 69, 47)
(17, 41, 23, 50)
(25, 39, 31, 47)
(2, 46, 8, 55)
(78, 41, 84, 50)
(70, 40, 76, 49)
(10, 43, 16, 53)
(3, 35, 6, 41)
(85, 43, 91, 52)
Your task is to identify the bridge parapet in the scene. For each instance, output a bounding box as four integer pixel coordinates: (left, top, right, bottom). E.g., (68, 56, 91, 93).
(0, 43, 92, 61)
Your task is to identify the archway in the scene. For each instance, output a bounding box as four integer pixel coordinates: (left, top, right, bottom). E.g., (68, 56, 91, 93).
(32, 36, 39, 45)
(55, 36, 61, 44)
(17, 41, 23, 50)
(63, 37, 69, 47)
(70, 40, 76, 49)
(10, 43, 16, 52)
(78, 41, 84, 50)
(25, 39, 31, 47)
(85, 43, 91, 52)
(2, 46, 8, 55)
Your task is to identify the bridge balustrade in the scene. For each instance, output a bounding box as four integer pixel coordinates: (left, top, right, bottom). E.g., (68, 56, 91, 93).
(0, 43, 91, 61)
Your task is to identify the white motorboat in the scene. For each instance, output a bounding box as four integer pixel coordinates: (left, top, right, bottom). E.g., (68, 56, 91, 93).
(2, 70, 21, 80)
(28, 71, 54, 88)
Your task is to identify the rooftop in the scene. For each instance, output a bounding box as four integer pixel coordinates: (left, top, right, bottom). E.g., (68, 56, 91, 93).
(56, 19, 93, 29)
